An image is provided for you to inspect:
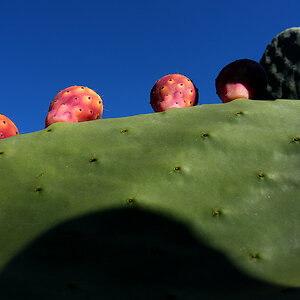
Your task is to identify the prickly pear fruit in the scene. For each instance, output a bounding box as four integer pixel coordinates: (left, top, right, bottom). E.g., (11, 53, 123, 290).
(150, 74, 198, 112)
(45, 86, 103, 128)
(0, 114, 19, 139)
(215, 59, 268, 102)
(260, 27, 300, 100)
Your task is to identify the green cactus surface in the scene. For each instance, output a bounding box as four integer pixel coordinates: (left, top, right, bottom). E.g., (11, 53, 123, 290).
(260, 27, 300, 100)
(0, 99, 299, 299)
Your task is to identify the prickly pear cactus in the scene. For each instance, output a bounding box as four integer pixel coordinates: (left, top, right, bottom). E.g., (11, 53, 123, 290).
(0, 99, 299, 299)
(260, 27, 300, 99)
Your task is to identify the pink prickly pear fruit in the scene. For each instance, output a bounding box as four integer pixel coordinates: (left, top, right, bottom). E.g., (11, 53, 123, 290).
(0, 114, 19, 139)
(215, 59, 268, 103)
(45, 86, 103, 128)
(150, 74, 199, 112)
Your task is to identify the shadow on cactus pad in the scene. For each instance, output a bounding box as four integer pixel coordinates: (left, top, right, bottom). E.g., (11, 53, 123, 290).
(0, 207, 299, 300)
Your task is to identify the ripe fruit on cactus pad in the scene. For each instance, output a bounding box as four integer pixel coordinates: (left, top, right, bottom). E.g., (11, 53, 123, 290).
(45, 86, 103, 127)
(150, 74, 198, 112)
(0, 114, 19, 139)
(215, 59, 268, 102)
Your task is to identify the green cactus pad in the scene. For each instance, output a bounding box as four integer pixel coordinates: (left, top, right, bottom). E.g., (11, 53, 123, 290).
(260, 27, 300, 100)
(0, 99, 299, 299)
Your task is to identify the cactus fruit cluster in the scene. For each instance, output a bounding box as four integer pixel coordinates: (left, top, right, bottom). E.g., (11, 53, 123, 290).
(150, 74, 198, 112)
(260, 27, 300, 100)
(45, 86, 103, 128)
(0, 99, 299, 299)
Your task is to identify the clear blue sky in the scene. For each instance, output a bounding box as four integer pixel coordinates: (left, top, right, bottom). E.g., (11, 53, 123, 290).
(0, 0, 299, 134)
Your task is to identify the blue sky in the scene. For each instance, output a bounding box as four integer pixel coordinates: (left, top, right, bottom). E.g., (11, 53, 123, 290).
(0, 0, 299, 134)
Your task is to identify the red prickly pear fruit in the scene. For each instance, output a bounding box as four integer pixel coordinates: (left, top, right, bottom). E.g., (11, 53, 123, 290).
(150, 74, 199, 112)
(0, 114, 19, 139)
(45, 86, 103, 128)
(215, 59, 268, 103)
